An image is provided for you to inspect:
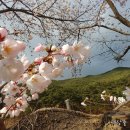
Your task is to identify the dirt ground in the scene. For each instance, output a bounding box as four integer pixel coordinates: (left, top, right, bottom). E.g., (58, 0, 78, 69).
(6, 103, 130, 130)
(7, 108, 102, 130)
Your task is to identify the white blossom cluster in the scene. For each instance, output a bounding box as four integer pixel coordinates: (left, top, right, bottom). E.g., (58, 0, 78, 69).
(101, 90, 126, 105)
(81, 89, 128, 108)
(0, 27, 90, 118)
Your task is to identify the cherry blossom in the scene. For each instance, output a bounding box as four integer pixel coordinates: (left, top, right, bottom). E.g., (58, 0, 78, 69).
(109, 96, 113, 101)
(34, 44, 45, 52)
(101, 90, 126, 105)
(62, 44, 72, 55)
(8, 109, 20, 118)
(101, 94, 105, 101)
(39, 62, 53, 78)
(52, 56, 61, 67)
(26, 74, 51, 94)
(0, 107, 8, 115)
(81, 102, 87, 107)
(1, 81, 20, 96)
(34, 57, 43, 65)
(0, 97, 28, 118)
(100, 90, 106, 101)
(3, 96, 15, 107)
(117, 97, 126, 104)
(0, 27, 90, 118)
(16, 97, 28, 111)
(0, 58, 24, 81)
(21, 55, 30, 70)
(71, 41, 90, 64)
(61, 41, 90, 65)
(51, 68, 63, 78)
(32, 93, 39, 100)
(0, 28, 7, 42)
(19, 73, 30, 83)
(1, 38, 25, 58)
(81, 97, 89, 107)
(51, 45, 57, 52)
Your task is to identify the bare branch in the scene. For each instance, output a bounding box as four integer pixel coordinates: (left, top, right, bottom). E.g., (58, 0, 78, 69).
(43, 0, 58, 14)
(106, 0, 130, 27)
(0, 8, 88, 23)
(79, 23, 130, 35)
(116, 46, 130, 62)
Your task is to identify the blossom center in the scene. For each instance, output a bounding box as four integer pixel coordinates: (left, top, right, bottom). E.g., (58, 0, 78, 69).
(3, 46, 12, 54)
(12, 87, 18, 92)
(73, 45, 80, 51)
(31, 77, 38, 83)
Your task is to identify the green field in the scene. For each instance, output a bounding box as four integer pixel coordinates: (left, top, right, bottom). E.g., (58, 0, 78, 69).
(31, 67, 130, 114)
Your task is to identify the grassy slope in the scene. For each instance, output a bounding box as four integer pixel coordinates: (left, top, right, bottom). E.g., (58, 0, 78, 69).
(33, 67, 130, 113)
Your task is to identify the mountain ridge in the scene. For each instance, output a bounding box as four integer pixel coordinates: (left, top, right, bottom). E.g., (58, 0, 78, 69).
(32, 67, 130, 114)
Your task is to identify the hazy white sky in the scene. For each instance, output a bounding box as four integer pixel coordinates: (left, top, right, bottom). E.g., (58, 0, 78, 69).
(22, 0, 130, 79)
(1, 0, 130, 79)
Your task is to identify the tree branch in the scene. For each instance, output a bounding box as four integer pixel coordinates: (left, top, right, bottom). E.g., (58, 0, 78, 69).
(0, 8, 87, 22)
(116, 46, 130, 62)
(79, 23, 130, 35)
(106, 0, 130, 27)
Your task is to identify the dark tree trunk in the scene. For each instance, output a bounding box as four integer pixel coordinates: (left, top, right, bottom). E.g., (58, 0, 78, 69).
(0, 119, 6, 130)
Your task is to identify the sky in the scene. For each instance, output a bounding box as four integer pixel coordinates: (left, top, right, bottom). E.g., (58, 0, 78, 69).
(79, 0, 130, 77)
(22, 0, 130, 79)
(26, 30, 130, 80)
(1, 0, 130, 80)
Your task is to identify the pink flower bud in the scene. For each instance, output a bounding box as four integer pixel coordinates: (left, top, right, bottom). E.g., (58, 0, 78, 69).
(0, 28, 8, 42)
(34, 57, 43, 65)
(34, 44, 45, 52)
(32, 93, 39, 100)
(16, 41, 26, 51)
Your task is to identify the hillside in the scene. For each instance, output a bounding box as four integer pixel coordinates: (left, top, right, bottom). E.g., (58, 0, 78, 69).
(6, 67, 130, 130)
(30, 67, 130, 114)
